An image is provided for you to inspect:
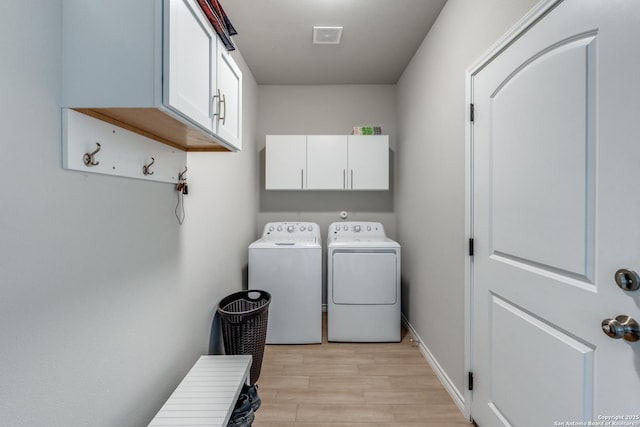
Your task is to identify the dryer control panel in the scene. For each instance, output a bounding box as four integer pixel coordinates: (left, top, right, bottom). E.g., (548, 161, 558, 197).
(329, 221, 386, 239)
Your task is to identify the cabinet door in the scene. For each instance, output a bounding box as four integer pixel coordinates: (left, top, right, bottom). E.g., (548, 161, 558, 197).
(214, 40, 242, 150)
(165, 0, 216, 131)
(307, 136, 348, 190)
(347, 135, 389, 190)
(266, 136, 307, 189)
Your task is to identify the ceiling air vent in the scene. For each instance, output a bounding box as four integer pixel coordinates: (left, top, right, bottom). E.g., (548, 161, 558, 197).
(313, 26, 343, 45)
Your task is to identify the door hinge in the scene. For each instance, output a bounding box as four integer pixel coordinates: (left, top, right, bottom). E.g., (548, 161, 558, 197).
(469, 238, 474, 257)
(468, 371, 474, 391)
(470, 103, 475, 122)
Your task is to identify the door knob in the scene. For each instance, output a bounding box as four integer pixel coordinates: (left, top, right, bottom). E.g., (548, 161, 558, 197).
(601, 315, 640, 342)
(614, 268, 640, 291)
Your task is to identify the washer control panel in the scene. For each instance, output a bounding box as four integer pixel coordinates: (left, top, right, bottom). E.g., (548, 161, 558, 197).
(329, 221, 386, 239)
(262, 222, 321, 240)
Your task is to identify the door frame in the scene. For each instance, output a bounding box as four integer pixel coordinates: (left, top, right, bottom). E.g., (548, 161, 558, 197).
(463, 0, 562, 422)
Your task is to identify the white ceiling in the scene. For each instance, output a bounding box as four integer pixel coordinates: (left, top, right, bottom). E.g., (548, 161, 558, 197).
(219, 0, 448, 85)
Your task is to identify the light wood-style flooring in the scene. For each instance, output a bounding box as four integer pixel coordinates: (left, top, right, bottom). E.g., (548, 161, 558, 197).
(252, 317, 470, 426)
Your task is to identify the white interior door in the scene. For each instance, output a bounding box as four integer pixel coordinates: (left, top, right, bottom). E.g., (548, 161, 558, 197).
(471, 1, 640, 425)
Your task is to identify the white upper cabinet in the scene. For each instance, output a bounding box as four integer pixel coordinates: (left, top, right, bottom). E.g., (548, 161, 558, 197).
(307, 136, 348, 190)
(166, 0, 216, 131)
(347, 135, 389, 190)
(265, 135, 389, 190)
(265, 135, 307, 190)
(62, 0, 242, 152)
(214, 40, 243, 149)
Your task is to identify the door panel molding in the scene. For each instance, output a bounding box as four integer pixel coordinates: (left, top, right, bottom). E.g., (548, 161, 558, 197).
(488, 35, 596, 280)
(489, 294, 595, 426)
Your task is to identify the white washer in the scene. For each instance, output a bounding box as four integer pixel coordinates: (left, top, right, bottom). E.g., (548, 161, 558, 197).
(327, 221, 401, 342)
(249, 222, 322, 344)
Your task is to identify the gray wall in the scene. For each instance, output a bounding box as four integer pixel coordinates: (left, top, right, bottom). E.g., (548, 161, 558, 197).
(0, 1, 259, 425)
(396, 0, 539, 401)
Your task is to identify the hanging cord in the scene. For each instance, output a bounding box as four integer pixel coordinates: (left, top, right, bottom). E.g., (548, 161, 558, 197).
(175, 167, 188, 224)
(175, 191, 185, 224)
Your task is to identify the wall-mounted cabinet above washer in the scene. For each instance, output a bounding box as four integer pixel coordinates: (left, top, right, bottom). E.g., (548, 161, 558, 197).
(265, 135, 389, 190)
(62, 0, 242, 152)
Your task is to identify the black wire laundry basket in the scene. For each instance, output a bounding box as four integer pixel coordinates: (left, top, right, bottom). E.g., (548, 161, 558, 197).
(217, 290, 271, 385)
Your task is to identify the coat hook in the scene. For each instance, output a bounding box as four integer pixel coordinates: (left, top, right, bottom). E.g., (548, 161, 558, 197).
(83, 142, 101, 167)
(178, 166, 187, 181)
(142, 157, 155, 176)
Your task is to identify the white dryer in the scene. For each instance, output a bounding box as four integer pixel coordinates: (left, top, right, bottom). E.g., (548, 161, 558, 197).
(327, 222, 401, 342)
(249, 222, 322, 344)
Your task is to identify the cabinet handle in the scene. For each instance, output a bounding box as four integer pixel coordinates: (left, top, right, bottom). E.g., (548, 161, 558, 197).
(343, 169, 346, 189)
(219, 93, 226, 125)
(212, 89, 221, 121)
(301, 169, 304, 189)
(351, 169, 354, 189)
(210, 92, 217, 129)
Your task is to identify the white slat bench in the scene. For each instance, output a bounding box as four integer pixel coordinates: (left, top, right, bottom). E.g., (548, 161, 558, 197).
(148, 355, 252, 427)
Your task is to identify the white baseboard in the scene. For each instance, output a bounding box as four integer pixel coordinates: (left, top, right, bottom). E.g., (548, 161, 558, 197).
(402, 314, 468, 418)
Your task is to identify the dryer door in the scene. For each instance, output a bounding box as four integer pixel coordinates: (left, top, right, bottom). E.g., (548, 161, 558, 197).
(332, 251, 397, 304)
